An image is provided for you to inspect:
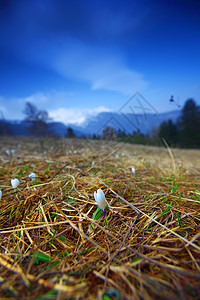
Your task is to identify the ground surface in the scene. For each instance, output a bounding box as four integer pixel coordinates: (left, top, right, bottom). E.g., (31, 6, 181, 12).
(0, 137, 200, 300)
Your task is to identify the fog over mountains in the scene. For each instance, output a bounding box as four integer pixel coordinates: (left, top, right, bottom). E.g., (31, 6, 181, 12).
(78, 110, 180, 136)
(3, 110, 180, 137)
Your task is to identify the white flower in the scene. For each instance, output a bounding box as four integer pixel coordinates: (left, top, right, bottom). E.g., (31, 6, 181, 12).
(121, 153, 125, 156)
(28, 172, 36, 178)
(92, 161, 95, 166)
(5, 149, 10, 155)
(28, 173, 36, 181)
(50, 146, 54, 150)
(94, 189, 107, 216)
(132, 167, 136, 174)
(0, 190, 2, 200)
(11, 178, 20, 188)
(116, 154, 119, 158)
(74, 150, 77, 154)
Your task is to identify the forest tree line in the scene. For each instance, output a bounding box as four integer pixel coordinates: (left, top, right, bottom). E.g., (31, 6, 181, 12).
(0, 99, 200, 148)
(158, 99, 200, 148)
(96, 98, 200, 148)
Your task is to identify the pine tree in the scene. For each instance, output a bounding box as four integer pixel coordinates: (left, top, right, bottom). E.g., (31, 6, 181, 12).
(66, 127, 75, 138)
(178, 99, 200, 148)
(158, 120, 178, 146)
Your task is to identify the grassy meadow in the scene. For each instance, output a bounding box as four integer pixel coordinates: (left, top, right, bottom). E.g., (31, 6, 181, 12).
(0, 136, 200, 299)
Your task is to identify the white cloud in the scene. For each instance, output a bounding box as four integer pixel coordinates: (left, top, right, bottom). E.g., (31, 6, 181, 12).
(0, 91, 76, 120)
(50, 39, 149, 95)
(22, 92, 49, 106)
(90, 68, 147, 94)
(1, 90, 111, 123)
(49, 106, 110, 125)
(0, 93, 52, 120)
(0, 99, 7, 117)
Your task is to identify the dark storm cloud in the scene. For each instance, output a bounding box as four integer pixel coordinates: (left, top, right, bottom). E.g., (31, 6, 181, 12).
(0, 0, 152, 92)
(0, 0, 200, 119)
(1, 0, 199, 66)
(0, 0, 152, 49)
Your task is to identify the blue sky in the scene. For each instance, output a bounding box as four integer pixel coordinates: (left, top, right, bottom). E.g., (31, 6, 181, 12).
(0, 0, 200, 124)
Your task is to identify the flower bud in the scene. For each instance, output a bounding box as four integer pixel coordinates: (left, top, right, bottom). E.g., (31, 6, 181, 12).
(94, 189, 107, 216)
(28, 173, 36, 181)
(132, 167, 136, 174)
(11, 178, 20, 189)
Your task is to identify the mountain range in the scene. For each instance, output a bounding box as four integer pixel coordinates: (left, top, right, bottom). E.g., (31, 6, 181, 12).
(1, 110, 181, 137)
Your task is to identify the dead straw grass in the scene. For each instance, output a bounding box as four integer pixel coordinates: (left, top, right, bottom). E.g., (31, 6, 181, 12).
(0, 137, 200, 299)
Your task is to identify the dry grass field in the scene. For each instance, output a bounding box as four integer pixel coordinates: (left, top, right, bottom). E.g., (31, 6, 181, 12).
(0, 137, 200, 299)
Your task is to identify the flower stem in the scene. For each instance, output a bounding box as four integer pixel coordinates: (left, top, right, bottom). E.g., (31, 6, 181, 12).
(104, 216, 109, 228)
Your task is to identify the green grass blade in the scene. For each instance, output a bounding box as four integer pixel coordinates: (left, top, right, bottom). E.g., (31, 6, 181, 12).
(159, 201, 172, 217)
(29, 252, 51, 264)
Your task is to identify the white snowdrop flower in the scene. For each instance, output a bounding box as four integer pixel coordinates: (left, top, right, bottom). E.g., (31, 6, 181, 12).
(18, 144, 21, 148)
(74, 150, 77, 154)
(28, 173, 36, 181)
(92, 161, 95, 166)
(116, 154, 119, 158)
(0, 190, 2, 200)
(50, 146, 54, 150)
(94, 189, 107, 216)
(66, 151, 69, 155)
(5, 149, 10, 155)
(121, 153, 125, 156)
(43, 150, 47, 154)
(11, 178, 20, 189)
(10, 149, 15, 154)
(132, 167, 136, 174)
(71, 146, 74, 149)
(69, 150, 72, 154)
(28, 172, 36, 178)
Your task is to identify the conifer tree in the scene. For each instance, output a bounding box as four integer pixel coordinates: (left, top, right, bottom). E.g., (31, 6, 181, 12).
(178, 99, 200, 148)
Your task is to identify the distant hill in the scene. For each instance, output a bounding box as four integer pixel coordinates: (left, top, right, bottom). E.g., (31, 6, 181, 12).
(49, 122, 86, 137)
(79, 110, 181, 136)
(1, 110, 180, 137)
(1, 120, 86, 137)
